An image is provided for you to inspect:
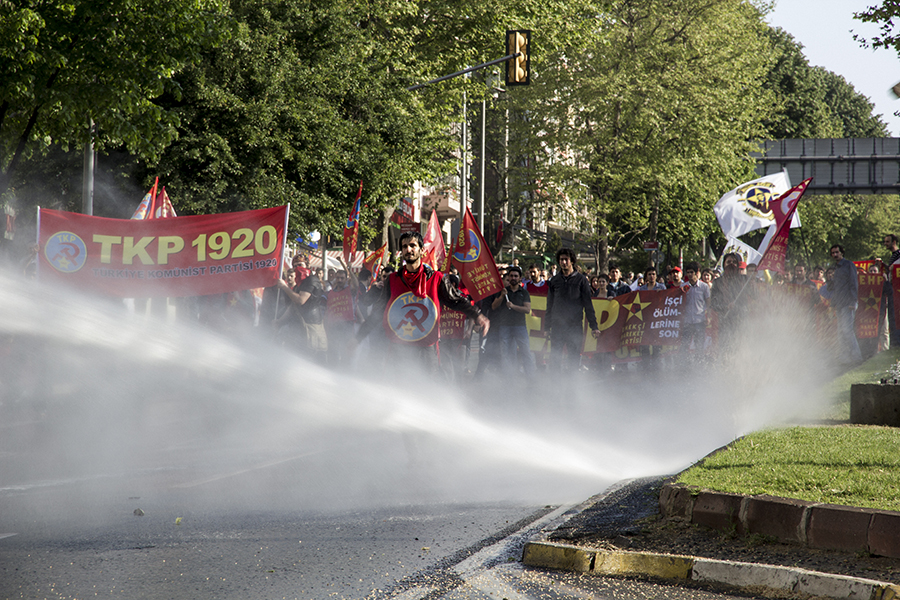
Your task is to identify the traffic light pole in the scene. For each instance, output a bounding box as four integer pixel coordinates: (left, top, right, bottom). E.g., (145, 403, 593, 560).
(406, 53, 521, 91)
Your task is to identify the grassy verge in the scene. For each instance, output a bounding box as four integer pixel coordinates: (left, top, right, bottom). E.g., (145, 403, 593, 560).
(676, 348, 900, 512)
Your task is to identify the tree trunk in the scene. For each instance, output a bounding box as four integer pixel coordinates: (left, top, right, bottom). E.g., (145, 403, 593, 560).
(595, 220, 609, 274)
(648, 195, 660, 268)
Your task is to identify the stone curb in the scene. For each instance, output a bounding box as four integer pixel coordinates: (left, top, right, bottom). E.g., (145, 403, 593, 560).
(659, 483, 900, 559)
(522, 541, 900, 600)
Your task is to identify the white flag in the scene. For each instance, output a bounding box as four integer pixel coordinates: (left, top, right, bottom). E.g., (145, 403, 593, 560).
(714, 171, 800, 238)
(716, 236, 763, 271)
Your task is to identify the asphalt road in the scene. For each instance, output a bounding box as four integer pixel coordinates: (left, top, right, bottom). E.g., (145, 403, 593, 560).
(1, 417, 759, 600)
(1, 488, 761, 600)
(0, 274, 786, 599)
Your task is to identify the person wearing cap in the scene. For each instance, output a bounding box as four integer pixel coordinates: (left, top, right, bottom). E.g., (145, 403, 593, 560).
(492, 265, 534, 377)
(666, 266, 683, 289)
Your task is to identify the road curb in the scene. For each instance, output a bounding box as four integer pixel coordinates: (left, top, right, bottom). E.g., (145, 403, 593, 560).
(660, 483, 900, 559)
(522, 540, 900, 600)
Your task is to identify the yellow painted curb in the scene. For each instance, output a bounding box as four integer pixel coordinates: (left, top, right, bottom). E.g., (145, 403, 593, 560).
(522, 542, 694, 580)
(522, 542, 595, 573)
(877, 583, 900, 600)
(593, 550, 694, 580)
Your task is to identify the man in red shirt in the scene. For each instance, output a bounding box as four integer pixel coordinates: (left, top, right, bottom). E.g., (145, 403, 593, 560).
(356, 232, 488, 372)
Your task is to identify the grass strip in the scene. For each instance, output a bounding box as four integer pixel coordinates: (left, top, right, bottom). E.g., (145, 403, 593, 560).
(676, 425, 900, 512)
(675, 350, 900, 512)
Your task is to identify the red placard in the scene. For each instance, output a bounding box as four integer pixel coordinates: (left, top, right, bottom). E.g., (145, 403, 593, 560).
(38, 206, 288, 297)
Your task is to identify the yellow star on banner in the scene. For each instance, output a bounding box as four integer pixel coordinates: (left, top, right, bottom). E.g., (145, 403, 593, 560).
(863, 289, 879, 311)
(622, 292, 652, 322)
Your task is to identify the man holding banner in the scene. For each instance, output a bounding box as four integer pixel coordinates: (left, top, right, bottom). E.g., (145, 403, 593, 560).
(355, 231, 488, 371)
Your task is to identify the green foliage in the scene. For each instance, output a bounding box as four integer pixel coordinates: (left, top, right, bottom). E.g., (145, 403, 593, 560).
(505, 0, 774, 269)
(854, 1, 900, 54)
(2, 0, 893, 269)
(140, 0, 561, 241)
(762, 28, 888, 138)
(0, 0, 231, 193)
(792, 194, 900, 266)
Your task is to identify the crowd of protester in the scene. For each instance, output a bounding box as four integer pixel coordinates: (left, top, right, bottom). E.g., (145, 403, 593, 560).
(237, 233, 900, 380)
(10, 232, 898, 381)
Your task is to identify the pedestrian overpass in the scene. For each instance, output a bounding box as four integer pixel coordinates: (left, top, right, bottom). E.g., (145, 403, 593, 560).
(754, 138, 900, 195)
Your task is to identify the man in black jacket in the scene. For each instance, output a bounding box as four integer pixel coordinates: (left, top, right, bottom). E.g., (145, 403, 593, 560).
(546, 248, 600, 370)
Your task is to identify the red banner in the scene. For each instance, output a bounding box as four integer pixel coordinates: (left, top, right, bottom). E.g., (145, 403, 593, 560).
(326, 286, 356, 323)
(423, 210, 446, 272)
(584, 288, 686, 354)
(38, 206, 288, 298)
(856, 270, 884, 339)
(894, 265, 900, 330)
(449, 207, 504, 302)
(362, 243, 387, 283)
(439, 308, 467, 340)
(757, 179, 811, 274)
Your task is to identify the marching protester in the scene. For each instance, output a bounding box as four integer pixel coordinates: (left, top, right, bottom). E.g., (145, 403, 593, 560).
(876, 234, 900, 349)
(492, 266, 534, 377)
(354, 231, 488, 373)
(638, 267, 666, 291)
(277, 261, 328, 363)
(594, 273, 611, 298)
(607, 263, 631, 296)
(666, 266, 683, 289)
(680, 261, 711, 358)
(821, 244, 863, 367)
(525, 263, 545, 290)
(710, 252, 748, 350)
(545, 248, 600, 371)
(439, 273, 476, 382)
(324, 267, 362, 366)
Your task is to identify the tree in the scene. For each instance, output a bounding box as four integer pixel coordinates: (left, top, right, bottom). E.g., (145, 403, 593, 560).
(503, 0, 774, 271)
(762, 27, 888, 139)
(0, 0, 230, 197)
(793, 194, 900, 265)
(760, 25, 893, 269)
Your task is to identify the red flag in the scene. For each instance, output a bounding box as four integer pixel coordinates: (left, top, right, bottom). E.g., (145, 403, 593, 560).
(130, 177, 159, 220)
(757, 178, 812, 274)
(343, 181, 363, 264)
(496, 219, 504, 246)
(449, 207, 504, 302)
(154, 187, 177, 218)
(362, 242, 387, 283)
(423, 210, 446, 271)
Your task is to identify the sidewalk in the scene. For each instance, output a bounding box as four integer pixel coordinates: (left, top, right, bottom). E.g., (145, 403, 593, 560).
(522, 477, 900, 600)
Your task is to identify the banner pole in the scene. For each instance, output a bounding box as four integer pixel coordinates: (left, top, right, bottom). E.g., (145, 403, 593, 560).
(35, 206, 41, 280)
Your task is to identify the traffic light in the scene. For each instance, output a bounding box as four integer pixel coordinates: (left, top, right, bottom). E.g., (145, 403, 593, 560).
(506, 30, 531, 86)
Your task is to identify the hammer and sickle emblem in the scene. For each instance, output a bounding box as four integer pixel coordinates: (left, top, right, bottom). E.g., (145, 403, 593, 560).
(398, 303, 429, 332)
